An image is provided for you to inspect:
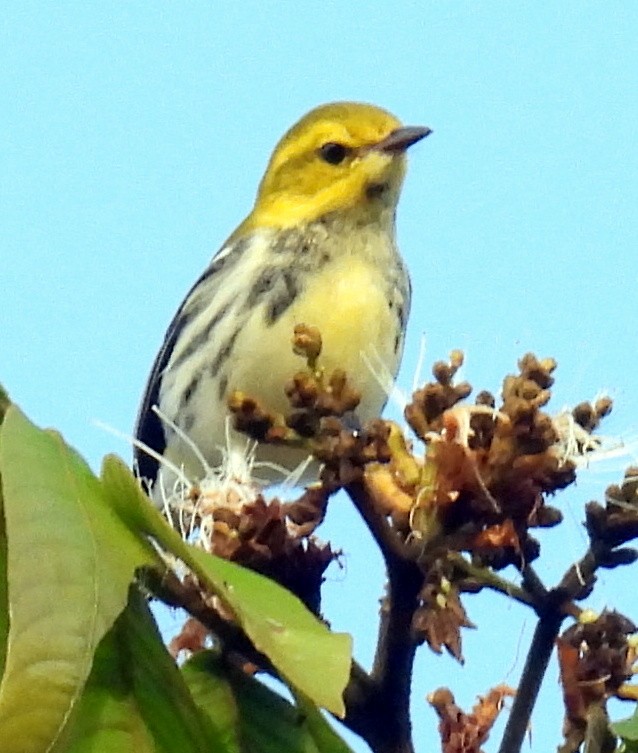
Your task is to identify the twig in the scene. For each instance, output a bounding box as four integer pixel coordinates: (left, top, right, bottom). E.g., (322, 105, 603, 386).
(497, 513, 637, 753)
(448, 553, 535, 609)
(497, 608, 565, 753)
(496, 560, 584, 753)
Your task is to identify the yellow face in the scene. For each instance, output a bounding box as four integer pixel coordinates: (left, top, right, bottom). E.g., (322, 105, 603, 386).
(246, 102, 426, 229)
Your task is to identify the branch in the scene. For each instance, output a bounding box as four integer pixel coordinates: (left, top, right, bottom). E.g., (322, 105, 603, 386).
(497, 607, 565, 753)
(497, 496, 638, 753)
(342, 479, 424, 753)
(344, 478, 418, 566)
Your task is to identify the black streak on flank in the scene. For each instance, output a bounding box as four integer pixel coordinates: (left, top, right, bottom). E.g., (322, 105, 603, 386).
(179, 367, 203, 411)
(266, 270, 299, 325)
(217, 373, 229, 401)
(169, 302, 231, 371)
(210, 329, 240, 378)
(397, 303, 406, 330)
(246, 266, 276, 308)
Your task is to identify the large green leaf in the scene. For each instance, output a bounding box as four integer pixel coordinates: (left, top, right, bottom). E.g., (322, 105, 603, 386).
(0, 441, 7, 681)
(0, 384, 10, 424)
(185, 548, 352, 716)
(101, 456, 353, 717)
(0, 385, 9, 677)
(0, 407, 160, 753)
(183, 651, 355, 753)
(66, 587, 229, 753)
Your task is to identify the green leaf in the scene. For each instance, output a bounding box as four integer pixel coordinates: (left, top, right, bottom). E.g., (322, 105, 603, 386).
(0, 407, 160, 753)
(294, 693, 355, 753)
(0, 384, 10, 424)
(0, 451, 7, 680)
(0, 385, 10, 677)
(66, 587, 230, 753)
(181, 652, 241, 753)
(187, 548, 351, 716)
(183, 651, 355, 753)
(101, 456, 353, 717)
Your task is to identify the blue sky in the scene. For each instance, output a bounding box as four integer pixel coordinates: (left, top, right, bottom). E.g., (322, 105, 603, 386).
(3, 3, 638, 751)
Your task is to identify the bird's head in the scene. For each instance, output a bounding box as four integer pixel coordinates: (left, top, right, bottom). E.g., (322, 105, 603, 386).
(246, 102, 431, 230)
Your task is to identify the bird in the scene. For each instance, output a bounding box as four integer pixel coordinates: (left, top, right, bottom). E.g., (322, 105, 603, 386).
(134, 101, 430, 503)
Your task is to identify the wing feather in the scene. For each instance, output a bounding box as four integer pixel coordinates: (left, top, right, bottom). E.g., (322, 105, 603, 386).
(133, 249, 236, 487)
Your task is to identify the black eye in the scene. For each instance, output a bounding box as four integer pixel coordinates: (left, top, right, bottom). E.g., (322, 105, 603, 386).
(319, 142, 349, 165)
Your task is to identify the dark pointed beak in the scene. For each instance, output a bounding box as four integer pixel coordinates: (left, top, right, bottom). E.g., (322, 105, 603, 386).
(373, 125, 432, 154)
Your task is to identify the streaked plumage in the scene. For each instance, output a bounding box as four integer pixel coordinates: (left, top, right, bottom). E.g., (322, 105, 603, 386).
(135, 102, 429, 499)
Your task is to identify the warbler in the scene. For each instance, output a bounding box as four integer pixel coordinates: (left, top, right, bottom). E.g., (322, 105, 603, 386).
(135, 102, 430, 500)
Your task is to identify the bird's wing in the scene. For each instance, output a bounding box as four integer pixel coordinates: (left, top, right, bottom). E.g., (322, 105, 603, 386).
(133, 247, 235, 487)
(133, 291, 192, 487)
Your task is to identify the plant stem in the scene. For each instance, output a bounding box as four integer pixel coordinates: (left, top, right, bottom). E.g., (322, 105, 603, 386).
(497, 607, 565, 753)
(344, 480, 424, 753)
